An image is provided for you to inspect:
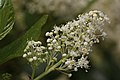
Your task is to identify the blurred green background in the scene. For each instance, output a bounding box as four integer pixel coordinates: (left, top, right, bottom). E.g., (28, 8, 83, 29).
(0, 0, 120, 80)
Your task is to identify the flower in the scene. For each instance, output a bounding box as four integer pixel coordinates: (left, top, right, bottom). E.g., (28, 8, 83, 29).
(44, 10, 109, 74)
(77, 55, 89, 69)
(23, 10, 109, 77)
(23, 40, 47, 65)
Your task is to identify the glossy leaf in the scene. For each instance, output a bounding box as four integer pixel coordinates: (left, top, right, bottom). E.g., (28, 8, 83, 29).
(0, 0, 15, 40)
(0, 15, 48, 64)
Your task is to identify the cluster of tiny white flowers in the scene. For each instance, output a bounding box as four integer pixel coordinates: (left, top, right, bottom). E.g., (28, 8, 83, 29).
(23, 0, 92, 17)
(45, 10, 109, 74)
(23, 40, 48, 66)
(23, 10, 109, 77)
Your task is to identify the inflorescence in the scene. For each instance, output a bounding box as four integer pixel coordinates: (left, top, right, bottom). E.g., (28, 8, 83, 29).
(23, 10, 109, 77)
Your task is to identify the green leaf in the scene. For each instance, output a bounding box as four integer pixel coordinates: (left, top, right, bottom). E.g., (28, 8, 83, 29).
(0, 15, 48, 65)
(0, 0, 14, 40)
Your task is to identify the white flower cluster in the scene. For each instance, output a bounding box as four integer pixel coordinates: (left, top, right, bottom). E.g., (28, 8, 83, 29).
(23, 10, 109, 76)
(23, 40, 48, 65)
(45, 10, 109, 73)
(24, 0, 92, 17)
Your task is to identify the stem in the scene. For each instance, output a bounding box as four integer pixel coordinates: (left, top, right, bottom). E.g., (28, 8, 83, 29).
(55, 68, 67, 71)
(34, 59, 64, 80)
(31, 66, 36, 79)
(45, 60, 51, 71)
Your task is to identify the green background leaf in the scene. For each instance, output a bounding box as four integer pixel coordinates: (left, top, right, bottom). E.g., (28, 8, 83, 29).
(0, 15, 48, 65)
(0, 0, 15, 40)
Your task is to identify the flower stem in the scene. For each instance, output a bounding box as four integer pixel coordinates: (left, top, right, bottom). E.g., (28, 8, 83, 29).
(31, 66, 36, 79)
(34, 59, 64, 80)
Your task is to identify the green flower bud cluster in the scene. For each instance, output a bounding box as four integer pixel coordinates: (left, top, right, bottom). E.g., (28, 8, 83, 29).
(1, 73, 12, 80)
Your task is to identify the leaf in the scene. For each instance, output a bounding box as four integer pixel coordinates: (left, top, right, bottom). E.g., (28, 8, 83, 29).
(0, 0, 14, 40)
(0, 15, 48, 65)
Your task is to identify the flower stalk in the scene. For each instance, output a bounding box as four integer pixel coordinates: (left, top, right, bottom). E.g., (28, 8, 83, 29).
(34, 59, 65, 80)
(31, 66, 36, 79)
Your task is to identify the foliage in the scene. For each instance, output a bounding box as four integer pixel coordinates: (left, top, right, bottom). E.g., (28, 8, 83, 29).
(0, 0, 114, 80)
(0, 0, 48, 64)
(0, 0, 14, 40)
